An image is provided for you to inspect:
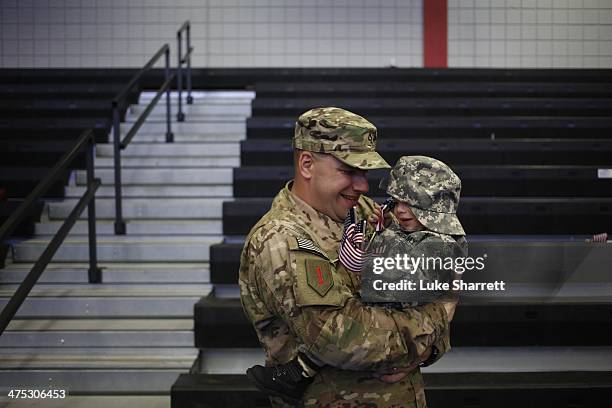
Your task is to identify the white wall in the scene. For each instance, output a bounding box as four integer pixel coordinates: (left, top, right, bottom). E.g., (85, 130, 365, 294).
(0, 0, 423, 68)
(2, 0, 612, 68)
(448, 0, 612, 68)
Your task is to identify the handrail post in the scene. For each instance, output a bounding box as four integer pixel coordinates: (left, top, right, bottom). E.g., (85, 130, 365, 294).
(176, 30, 185, 122)
(165, 46, 174, 143)
(86, 135, 102, 283)
(112, 101, 126, 235)
(186, 23, 193, 105)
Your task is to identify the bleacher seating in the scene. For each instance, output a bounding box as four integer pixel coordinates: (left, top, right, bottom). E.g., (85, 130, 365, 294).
(0, 69, 136, 238)
(1, 67, 611, 406)
(172, 68, 612, 407)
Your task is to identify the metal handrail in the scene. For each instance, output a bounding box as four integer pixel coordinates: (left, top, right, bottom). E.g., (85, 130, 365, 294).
(111, 44, 175, 234)
(0, 129, 101, 336)
(176, 21, 194, 122)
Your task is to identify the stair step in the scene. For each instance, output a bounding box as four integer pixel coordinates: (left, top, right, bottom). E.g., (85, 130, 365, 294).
(128, 104, 251, 118)
(123, 111, 250, 122)
(75, 168, 232, 185)
(48, 198, 224, 219)
(0, 330, 193, 348)
(0, 369, 189, 395)
(0, 349, 196, 367)
(12, 236, 221, 262)
(119, 121, 244, 135)
(1, 396, 171, 407)
(109, 132, 245, 143)
(6, 318, 193, 331)
(35, 219, 223, 235)
(0, 283, 211, 297)
(0, 296, 206, 317)
(138, 90, 255, 101)
(96, 143, 239, 157)
(65, 185, 232, 198)
(0, 262, 210, 283)
(94, 156, 239, 168)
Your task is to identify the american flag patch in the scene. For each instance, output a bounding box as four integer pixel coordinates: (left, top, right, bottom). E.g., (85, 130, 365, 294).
(296, 237, 328, 259)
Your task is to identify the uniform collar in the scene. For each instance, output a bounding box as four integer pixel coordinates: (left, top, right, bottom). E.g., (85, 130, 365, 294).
(274, 181, 344, 253)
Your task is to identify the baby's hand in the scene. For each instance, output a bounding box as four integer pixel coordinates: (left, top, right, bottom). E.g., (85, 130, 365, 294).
(367, 204, 392, 230)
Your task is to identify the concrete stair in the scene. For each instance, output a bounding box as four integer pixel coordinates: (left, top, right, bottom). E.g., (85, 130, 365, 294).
(0, 90, 253, 395)
(35, 220, 223, 235)
(0, 262, 210, 283)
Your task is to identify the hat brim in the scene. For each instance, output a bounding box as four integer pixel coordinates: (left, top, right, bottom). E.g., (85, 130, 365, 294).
(410, 206, 465, 236)
(330, 151, 391, 170)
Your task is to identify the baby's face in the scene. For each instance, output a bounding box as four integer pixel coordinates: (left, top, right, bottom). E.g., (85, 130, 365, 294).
(393, 202, 425, 232)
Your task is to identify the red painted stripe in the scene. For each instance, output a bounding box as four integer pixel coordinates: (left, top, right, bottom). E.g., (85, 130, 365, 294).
(424, 0, 448, 68)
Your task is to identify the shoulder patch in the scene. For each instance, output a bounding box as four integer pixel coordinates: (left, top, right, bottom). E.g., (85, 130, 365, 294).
(305, 258, 333, 297)
(293, 236, 329, 260)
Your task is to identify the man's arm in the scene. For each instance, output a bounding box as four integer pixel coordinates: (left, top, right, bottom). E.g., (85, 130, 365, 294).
(243, 224, 449, 372)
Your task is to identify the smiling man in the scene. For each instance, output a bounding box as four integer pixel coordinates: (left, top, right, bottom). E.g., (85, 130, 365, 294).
(239, 107, 451, 407)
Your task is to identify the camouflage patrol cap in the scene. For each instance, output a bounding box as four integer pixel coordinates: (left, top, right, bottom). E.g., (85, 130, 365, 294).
(293, 107, 390, 170)
(384, 155, 465, 235)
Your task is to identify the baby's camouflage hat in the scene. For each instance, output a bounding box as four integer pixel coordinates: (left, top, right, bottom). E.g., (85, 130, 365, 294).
(384, 155, 465, 235)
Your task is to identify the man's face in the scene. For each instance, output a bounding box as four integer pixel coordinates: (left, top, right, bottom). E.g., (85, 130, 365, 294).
(393, 202, 425, 232)
(309, 153, 369, 222)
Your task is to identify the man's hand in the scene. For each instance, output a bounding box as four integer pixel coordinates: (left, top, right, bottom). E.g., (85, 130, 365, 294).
(375, 348, 432, 383)
(438, 298, 458, 322)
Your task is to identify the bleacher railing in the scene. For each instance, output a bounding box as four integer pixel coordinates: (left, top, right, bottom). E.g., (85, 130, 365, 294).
(0, 129, 101, 336)
(111, 44, 175, 235)
(176, 20, 194, 122)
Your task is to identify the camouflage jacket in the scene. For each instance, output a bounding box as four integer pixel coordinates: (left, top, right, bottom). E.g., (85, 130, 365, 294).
(362, 222, 468, 305)
(239, 183, 450, 407)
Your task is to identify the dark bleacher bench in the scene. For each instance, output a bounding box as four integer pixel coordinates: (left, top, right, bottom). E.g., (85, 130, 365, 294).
(194, 296, 612, 349)
(253, 81, 612, 98)
(0, 99, 115, 119)
(233, 165, 612, 198)
(0, 167, 69, 198)
(0, 200, 44, 237)
(247, 116, 612, 139)
(0, 118, 111, 142)
(171, 371, 612, 408)
(252, 97, 612, 117)
(191, 67, 612, 84)
(0, 68, 136, 85)
(194, 297, 259, 348)
(0, 140, 87, 167)
(210, 240, 612, 286)
(222, 197, 612, 235)
(0, 83, 139, 103)
(241, 138, 612, 167)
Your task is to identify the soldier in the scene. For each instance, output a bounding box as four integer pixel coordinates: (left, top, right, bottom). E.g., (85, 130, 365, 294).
(239, 108, 452, 407)
(246, 154, 467, 404)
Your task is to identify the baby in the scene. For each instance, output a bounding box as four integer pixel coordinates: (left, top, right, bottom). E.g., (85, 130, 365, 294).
(246, 156, 467, 405)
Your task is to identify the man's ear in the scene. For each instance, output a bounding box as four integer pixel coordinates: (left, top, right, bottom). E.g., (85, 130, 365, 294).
(297, 151, 315, 180)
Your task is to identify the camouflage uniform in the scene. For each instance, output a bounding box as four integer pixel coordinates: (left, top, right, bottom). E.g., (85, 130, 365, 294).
(239, 109, 450, 407)
(364, 156, 468, 305)
(362, 225, 467, 305)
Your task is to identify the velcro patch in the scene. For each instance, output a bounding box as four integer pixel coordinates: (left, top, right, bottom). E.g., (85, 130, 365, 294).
(296, 237, 328, 259)
(305, 259, 333, 297)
